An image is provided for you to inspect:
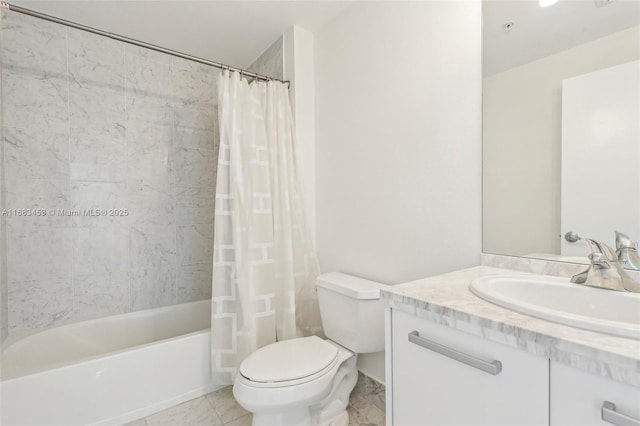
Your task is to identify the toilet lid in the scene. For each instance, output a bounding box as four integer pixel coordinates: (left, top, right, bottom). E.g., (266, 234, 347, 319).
(240, 336, 338, 383)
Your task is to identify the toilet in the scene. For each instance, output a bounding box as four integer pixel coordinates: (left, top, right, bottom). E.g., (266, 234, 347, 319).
(233, 272, 386, 426)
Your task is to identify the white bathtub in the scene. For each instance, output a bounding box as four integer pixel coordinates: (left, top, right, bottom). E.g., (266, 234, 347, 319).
(0, 300, 220, 426)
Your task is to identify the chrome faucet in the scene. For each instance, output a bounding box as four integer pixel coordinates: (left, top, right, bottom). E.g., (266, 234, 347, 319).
(615, 231, 640, 271)
(570, 237, 640, 293)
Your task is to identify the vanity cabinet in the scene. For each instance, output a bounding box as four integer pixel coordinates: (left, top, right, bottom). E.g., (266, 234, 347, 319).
(550, 361, 640, 426)
(388, 308, 640, 426)
(389, 309, 549, 425)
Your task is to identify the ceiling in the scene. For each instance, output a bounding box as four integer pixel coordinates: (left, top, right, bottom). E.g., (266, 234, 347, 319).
(9, 0, 353, 69)
(483, 0, 640, 76)
(10, 1, 639, 77)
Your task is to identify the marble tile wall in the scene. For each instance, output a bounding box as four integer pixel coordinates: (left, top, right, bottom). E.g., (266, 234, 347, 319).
(246, 37, 284, 81)
(0, 136, 6, 343)
(0, 8, 7, 343)
(0, 10, 226, 331)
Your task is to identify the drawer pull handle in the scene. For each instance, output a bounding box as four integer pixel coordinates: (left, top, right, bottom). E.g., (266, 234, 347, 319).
(408, 330, 502, 375)
(602, 401, 640, 426)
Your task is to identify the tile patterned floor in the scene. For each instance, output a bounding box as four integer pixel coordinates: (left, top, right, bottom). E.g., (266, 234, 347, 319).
(347, 394, 386, 426)
(125, 386, 385, 426)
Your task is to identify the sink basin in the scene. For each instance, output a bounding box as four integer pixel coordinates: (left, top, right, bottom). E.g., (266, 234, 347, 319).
(470, 275, 640, 339)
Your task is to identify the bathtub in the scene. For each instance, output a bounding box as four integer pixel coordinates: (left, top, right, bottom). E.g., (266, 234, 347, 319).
(0, 300, 220, 426)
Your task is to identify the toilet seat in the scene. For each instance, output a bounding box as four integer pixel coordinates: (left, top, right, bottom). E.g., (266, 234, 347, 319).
(239, 336, 339, 388)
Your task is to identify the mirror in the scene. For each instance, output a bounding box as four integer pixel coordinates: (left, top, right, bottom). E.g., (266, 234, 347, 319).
(482, 0, 640, 264)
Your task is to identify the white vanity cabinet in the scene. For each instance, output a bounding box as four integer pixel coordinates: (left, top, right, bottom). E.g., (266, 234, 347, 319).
(389, 309, 549, 426)
(550, 361, 640, 426)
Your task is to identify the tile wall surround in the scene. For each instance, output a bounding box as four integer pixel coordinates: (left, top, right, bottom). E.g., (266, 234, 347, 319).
(245, 37, 284, 81)
(0, 113, 6, 342)
(0, 10, 284, 332)
(0, 8, 7, 342)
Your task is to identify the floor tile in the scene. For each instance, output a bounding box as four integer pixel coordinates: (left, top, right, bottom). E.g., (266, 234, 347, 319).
(123, 419, 147, 426)
(206, 386, 249, 423)
(348, 394, 386, 426)
(137, 384, 386, 426)
(222, 413, 253, 426)
(145, 396, 222, 426)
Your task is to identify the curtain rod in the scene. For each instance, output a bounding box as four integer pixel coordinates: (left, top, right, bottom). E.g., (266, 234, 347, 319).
(0, 2, 290, 85)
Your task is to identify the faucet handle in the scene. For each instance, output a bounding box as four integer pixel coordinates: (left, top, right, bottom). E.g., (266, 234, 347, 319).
(581, 238, 618, 261)
(588, 252, 611, 268)
(564, 231, 581, 243)
(615, 231, 638, 250)
(615, 231, 640, 271)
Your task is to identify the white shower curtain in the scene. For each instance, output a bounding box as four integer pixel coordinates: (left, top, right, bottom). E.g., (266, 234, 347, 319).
(211, 71, 322, 385)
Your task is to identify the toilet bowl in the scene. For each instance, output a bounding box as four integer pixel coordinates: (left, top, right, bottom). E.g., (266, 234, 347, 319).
(232, 272, 386, 426)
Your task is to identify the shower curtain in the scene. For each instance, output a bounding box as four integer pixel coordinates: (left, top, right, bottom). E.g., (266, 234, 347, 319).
(211, 71, 322, 385)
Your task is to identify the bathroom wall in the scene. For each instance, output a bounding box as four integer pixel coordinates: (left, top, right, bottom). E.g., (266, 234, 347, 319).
(0, 9, 222, 332)
(283, 26, 316, 244)
(0, 96, 6, 343)
(314, 1, 482, 381)
(0, 144, 6, 343)
(246, 36, 283, 81)
(0, 8, 7, 343)
(483, 25, 640, 257)
(315, 2, 482, 284)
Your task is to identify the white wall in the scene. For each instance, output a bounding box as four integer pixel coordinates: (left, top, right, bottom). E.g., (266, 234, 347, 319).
(314, 1, 482, 382)
(561, 60, 640, 256)
(483, 26, 640, 257)
(284, 27, 316, 243)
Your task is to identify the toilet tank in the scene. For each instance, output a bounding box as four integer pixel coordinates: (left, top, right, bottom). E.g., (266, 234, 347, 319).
(316, 272, 387, 353)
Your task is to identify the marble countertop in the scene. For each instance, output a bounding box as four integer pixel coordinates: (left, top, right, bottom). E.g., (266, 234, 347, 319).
(381, 265, 640, 387)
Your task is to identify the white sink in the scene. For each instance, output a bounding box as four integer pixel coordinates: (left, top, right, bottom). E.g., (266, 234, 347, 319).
(470, 275, 640, 339)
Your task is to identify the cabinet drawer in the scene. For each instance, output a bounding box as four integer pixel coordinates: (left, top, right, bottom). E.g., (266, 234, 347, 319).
(550, 361, 640, 426)
(391, 309, 548, 426)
